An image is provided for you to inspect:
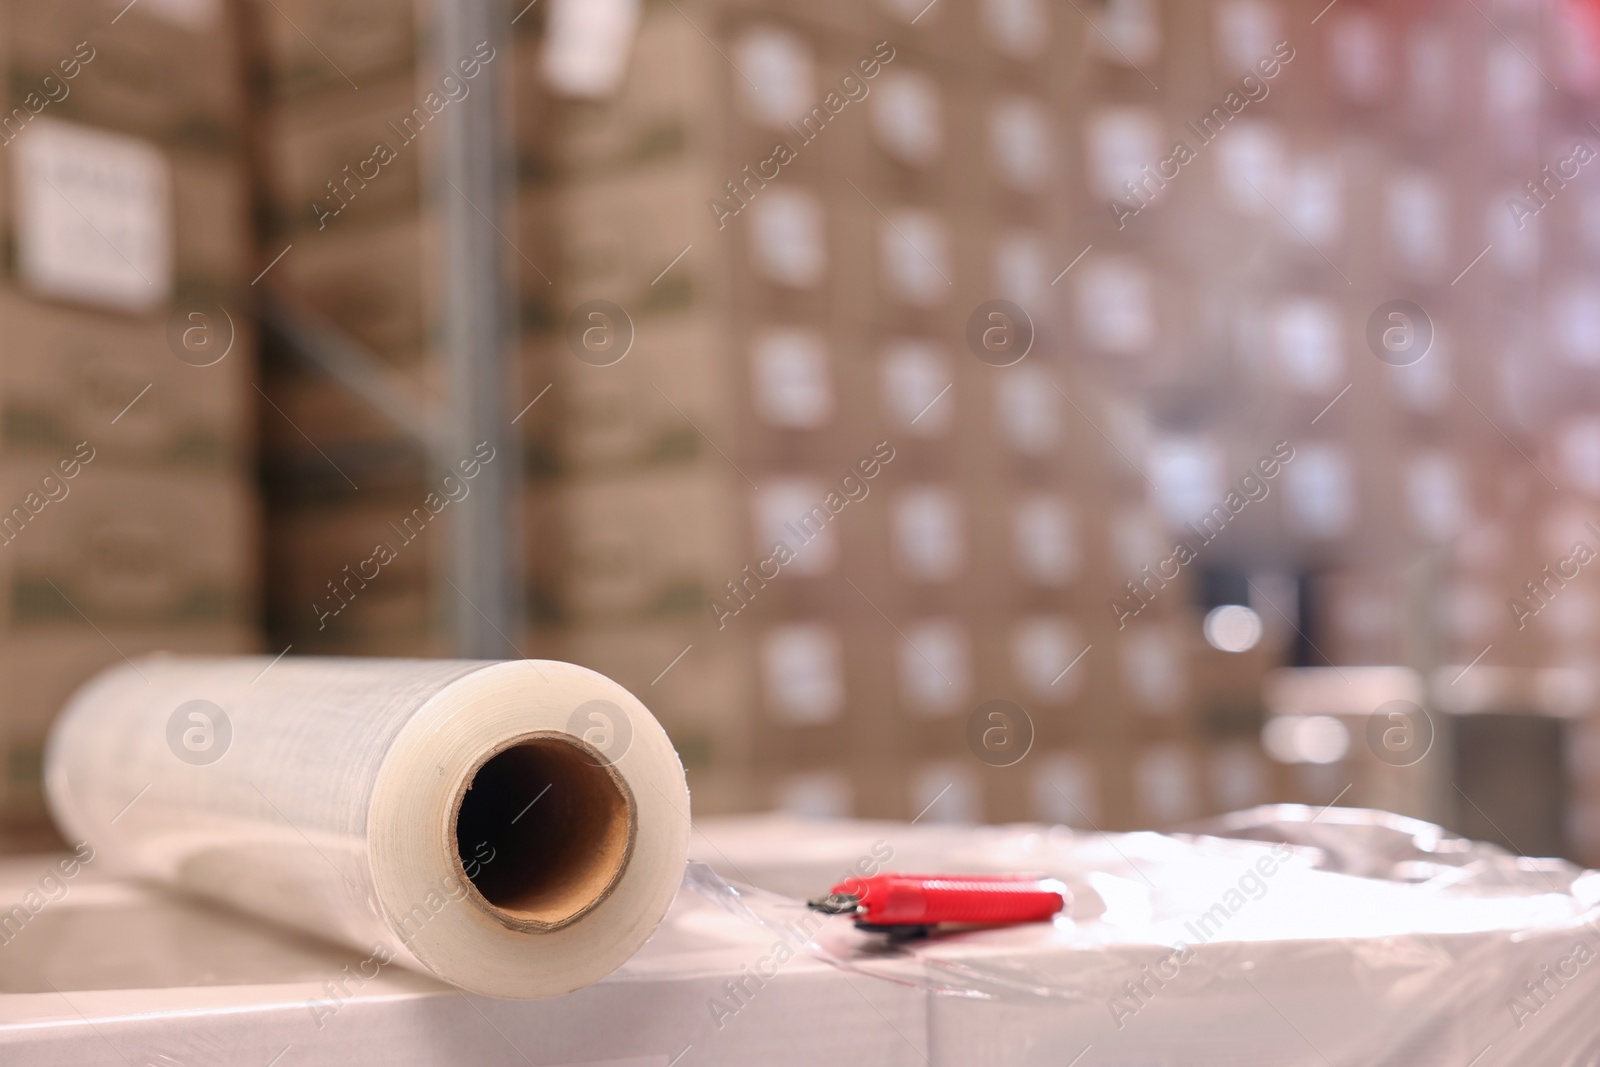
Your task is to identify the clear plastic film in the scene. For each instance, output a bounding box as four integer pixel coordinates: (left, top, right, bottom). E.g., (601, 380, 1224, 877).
(45, 655, 691, 999)
(687, 809, 1600, 1065)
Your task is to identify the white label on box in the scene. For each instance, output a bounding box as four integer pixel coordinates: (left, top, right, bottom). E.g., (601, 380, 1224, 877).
(990, 97, 1052, 190)
(1213, 0, 1281, 75)
(993, 231, 1047, 308)
(879, 208, 951, 306)
(749, 188, 826, 288)
(752, 480, 837, 575)
(541, 0, 642, 98)
(1095, 0, 1161, 66)
(761, 623, 845, 724)
(1030, 753, 1098, 825)
(15, 119, 172, 312)
(982, 0, 1048, 59)
(1486, 41, 1541, 123)
(774, 771, 852, 819)
(892, 486, 965, 581)
(1389, 327, 1449, 411)
(1014, 495, 1079, 585)
(737, 26, 816, 128)
(1285, 442, 1355, 537)
(871, 70, 942, 166)
(750, 328, 832, 428)
(1086, 108, 1162, 201)
(1215, 120, 1286, 214)
(1274, 297, 1344, 392)
(880, 339, 953, 435)
(898, 618, 970, 716)
(1386, 171, 1449, 279)
(1147, 436, 1225, 527)
(142, 0, 221, 29)
(1135, 744, 1198, 823)
(1120, 629, 1184, 714)
(1552, 281, 1600, 365)
(1076, 258, 1155, 353)
(1329, 11, 1389, 103)
(1012, 616, 1084, 699)
(1405, 451, 1469, 542)
(1284, 156, 1343, 247)
(995, 365, 1060, 455)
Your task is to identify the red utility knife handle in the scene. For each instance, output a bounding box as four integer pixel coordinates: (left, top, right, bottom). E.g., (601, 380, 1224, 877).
(829, 873, 1066, 926)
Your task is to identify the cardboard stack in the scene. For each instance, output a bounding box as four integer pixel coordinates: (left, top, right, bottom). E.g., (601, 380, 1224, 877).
(242, 0, 1600, 848)
(519, 0, 1119, 821)
(242, 2, 555, 659)
(0, 0, 261, 832)
(1126, 0, 1600, 857)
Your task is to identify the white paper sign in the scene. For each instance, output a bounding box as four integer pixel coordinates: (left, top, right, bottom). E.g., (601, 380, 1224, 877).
(542, 0, 642, 98)
(761, 623, 845, 724)
(15, 119, 172, 312)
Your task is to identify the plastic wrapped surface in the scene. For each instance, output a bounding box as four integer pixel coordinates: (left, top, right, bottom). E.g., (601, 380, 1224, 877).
(689, 810, 1600, 1065)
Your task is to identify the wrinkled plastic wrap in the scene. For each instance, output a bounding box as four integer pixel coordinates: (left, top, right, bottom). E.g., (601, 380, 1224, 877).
(44, 656, 691, 998)
(689, 809, 1600, 1065)
(6, 807, 1600, 1064)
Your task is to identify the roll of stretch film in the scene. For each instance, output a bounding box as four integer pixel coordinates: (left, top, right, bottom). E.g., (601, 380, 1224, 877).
(45, 656, 690, 998)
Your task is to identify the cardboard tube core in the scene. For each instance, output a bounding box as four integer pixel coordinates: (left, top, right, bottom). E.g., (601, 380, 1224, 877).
(451, 732, 636, 931)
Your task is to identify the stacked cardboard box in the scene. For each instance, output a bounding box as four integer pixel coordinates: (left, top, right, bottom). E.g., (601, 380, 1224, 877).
(1109, 0, 1600, 857)
(0, 0, 261, 831)
(519, 0, 1143, 821)
(243, 0, 1600, 846)
(243, 2, 558, 660)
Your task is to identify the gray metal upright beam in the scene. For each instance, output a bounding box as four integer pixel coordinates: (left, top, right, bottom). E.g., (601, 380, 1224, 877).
(436, 0, 523, 657)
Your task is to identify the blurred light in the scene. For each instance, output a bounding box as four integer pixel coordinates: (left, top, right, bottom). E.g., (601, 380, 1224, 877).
(1262, 715, 1350, 765)
(1203, 604, 1263, 652)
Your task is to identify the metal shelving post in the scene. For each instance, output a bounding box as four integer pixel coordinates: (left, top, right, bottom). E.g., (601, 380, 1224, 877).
(435, 0, 523, 657)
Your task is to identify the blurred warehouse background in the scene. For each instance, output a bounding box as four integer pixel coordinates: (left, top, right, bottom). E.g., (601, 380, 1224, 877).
(0, 0, 1597, 864)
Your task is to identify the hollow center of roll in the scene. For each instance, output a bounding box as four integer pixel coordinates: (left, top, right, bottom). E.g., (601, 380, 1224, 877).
(452, 734, 635, 931)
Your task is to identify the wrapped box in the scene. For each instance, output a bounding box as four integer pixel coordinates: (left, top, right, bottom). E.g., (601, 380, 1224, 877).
(5, 810, 1600, 1064)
